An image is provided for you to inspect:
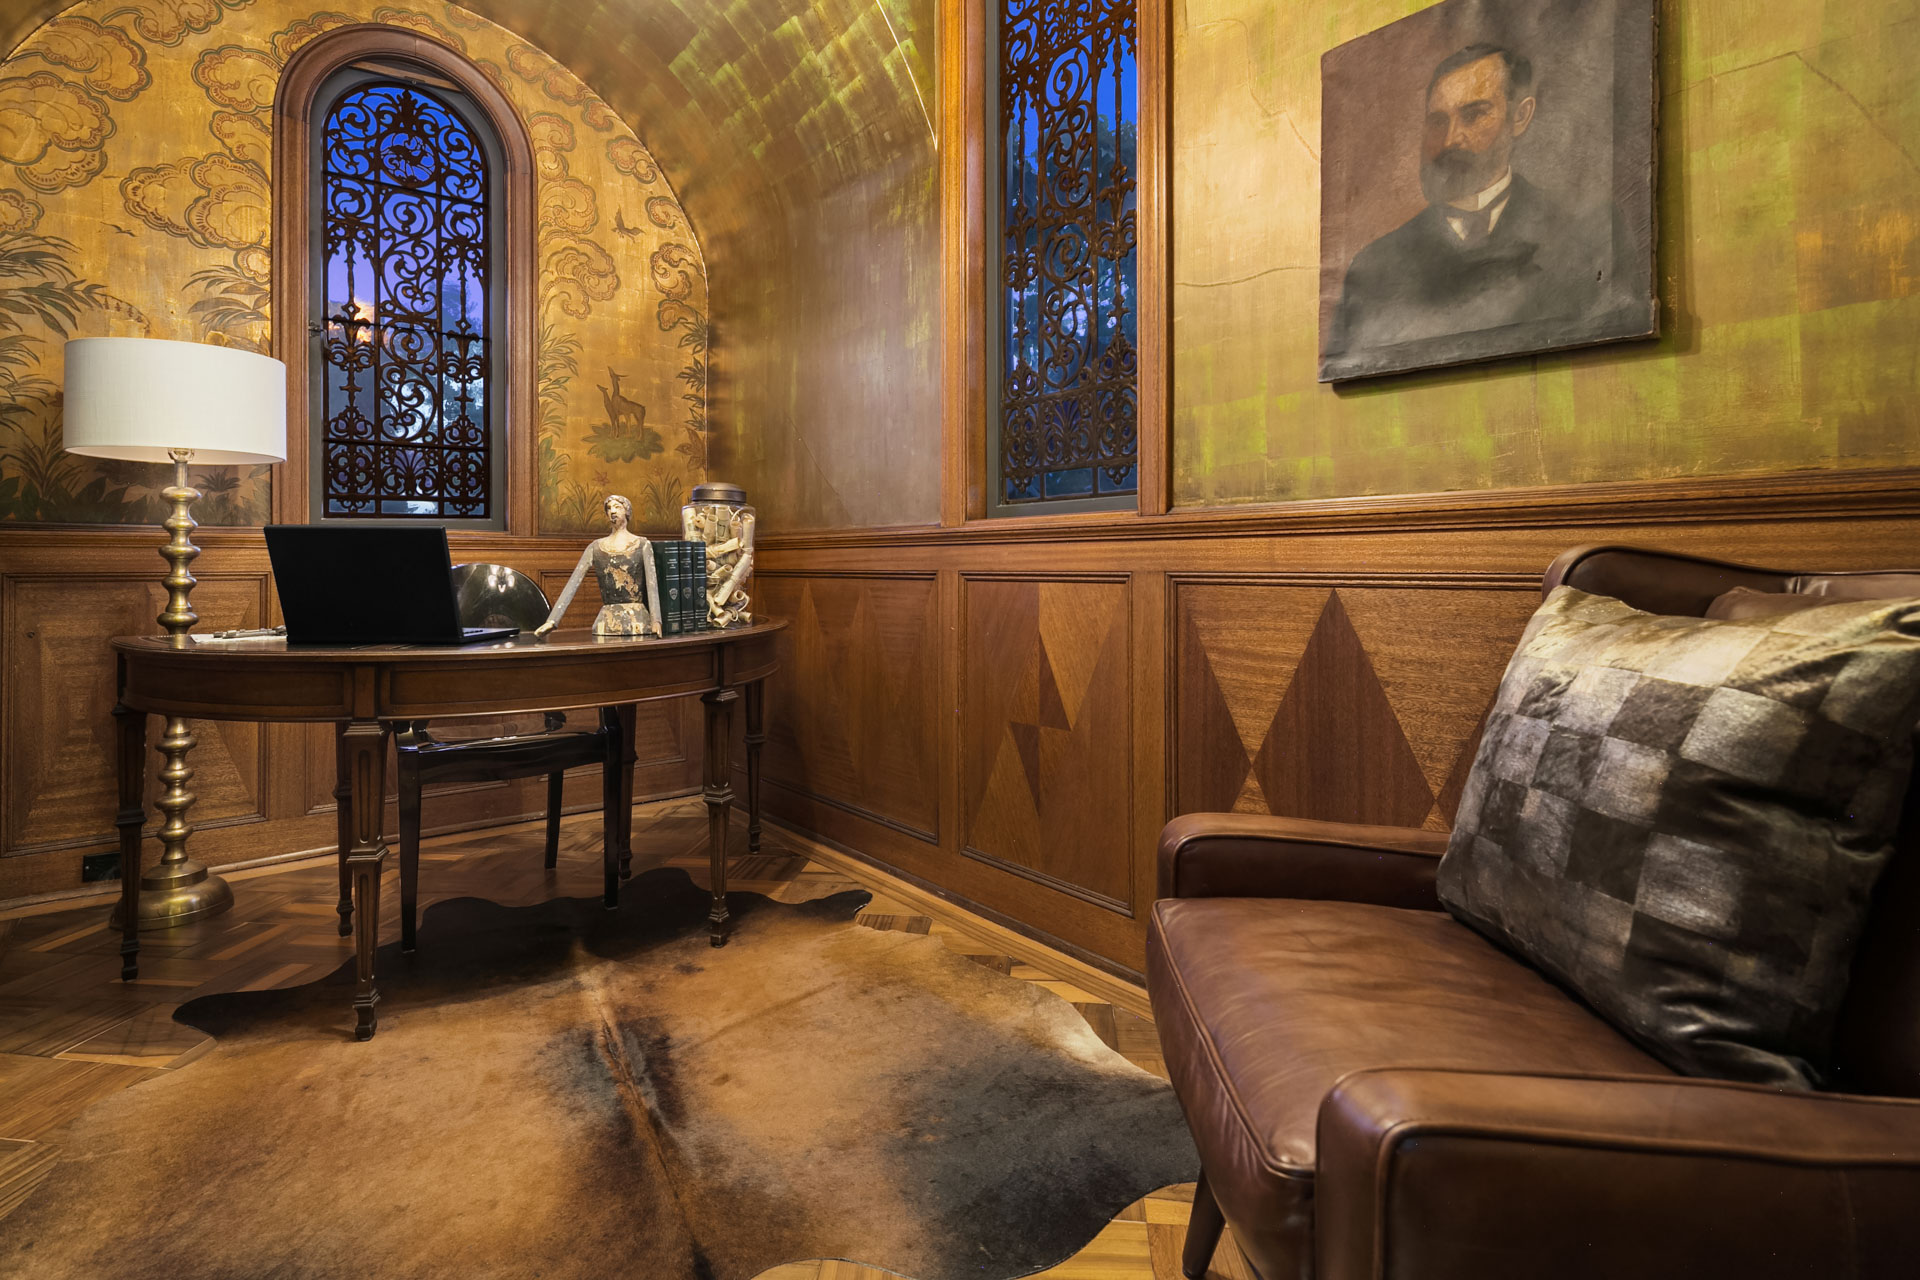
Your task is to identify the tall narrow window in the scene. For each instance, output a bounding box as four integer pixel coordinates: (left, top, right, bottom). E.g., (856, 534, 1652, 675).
(313, 66, 504, 523)
(991, 0, 1138, 513)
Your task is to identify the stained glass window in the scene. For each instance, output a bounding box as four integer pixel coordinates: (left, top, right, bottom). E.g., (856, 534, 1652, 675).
(996, 0, 1138, 508)
(317, 78, 496, 520)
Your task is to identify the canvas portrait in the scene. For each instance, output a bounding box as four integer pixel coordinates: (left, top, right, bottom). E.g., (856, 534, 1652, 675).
(1318, 0, 1658, 382)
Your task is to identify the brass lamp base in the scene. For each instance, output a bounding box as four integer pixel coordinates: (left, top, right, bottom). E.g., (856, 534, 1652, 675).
(106, 447, 237, 933)
(109, 859, 235, 931)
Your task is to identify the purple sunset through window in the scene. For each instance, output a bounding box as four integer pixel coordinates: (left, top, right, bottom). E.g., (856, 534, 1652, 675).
(320, 81, 492, 519)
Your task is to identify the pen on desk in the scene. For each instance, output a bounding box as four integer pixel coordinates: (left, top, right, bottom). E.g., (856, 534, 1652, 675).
(206, 625, 288, 640)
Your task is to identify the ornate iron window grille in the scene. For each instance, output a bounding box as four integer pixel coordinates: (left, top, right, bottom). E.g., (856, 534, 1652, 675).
(319, 79, 493, 519)
(996, 0, 1139, 508)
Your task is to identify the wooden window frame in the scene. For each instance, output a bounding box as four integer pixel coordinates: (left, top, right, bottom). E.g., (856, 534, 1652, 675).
(271, 25, 538, 534)
(942, 0, 1170, 528)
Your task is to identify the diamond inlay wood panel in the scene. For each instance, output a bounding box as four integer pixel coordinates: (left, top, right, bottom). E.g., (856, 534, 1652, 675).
(755, 574, 940, 839)
(4, 577, 268, 857)
(1174, 582, 1539, 831)
(963, 578, 1131, 908)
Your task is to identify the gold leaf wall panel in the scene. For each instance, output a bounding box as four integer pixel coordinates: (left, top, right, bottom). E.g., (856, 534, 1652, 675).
(1175, 0, 1920, 506)
(442, 0, 945, 532)
(0, 0, 707, 532)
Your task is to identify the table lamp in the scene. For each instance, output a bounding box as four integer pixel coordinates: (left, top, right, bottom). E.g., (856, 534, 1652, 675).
(63, 337, 288, 929)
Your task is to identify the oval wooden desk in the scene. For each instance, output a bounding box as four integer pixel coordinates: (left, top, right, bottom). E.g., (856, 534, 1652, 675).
(109, 619, 786, 1040)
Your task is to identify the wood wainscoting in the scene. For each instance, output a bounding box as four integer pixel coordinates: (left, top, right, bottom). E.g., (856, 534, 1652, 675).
(752, 469, 1920, 978)
(0, 527, 703, 903)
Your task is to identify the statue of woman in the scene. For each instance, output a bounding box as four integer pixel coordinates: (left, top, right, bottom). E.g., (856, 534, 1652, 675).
(534, 494, 663, 637)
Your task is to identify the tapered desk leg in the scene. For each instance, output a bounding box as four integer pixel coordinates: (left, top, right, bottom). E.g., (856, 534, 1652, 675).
(744, 681, 765, 854)
(615, 704, 637, 879)
(701, 687, 738, 946)
(602, 727, 621, 909)
(113, 704, 146, 981)
(341, 719, 389, 1041)
(333, 722, 352, 937)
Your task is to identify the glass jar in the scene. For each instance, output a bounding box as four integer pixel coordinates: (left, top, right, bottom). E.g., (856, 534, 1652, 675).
(682, 482, 756, 628)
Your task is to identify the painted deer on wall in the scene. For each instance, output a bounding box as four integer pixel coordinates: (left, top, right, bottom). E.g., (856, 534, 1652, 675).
(600, 369, 647, 435)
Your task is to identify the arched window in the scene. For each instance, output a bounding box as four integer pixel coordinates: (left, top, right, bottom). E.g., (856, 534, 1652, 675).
(310, 63, 505, 525)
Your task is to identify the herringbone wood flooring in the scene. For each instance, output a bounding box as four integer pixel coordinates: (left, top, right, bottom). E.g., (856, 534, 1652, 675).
(0, 797, 1257, 1279)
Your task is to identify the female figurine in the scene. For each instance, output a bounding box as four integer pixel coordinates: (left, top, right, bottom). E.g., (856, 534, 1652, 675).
(534, 494, 663, 637)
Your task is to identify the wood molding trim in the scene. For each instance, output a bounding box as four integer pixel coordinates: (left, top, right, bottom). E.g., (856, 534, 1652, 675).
(773, 818, 1154, 1014)
(758, 466, 1920, 550)
(756, 774, 940, 845)
(939, 0, 986, 527)
(1136, 0, 1172, 518)
(269, 24, 539, 533)
(956, 845, 1133, 914)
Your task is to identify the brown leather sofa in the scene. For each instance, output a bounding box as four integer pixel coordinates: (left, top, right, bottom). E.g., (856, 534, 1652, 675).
(1146, 546, 1920, 1280)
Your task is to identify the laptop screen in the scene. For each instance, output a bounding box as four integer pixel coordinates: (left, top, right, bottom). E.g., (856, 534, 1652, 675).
(265, 525, 470, 645)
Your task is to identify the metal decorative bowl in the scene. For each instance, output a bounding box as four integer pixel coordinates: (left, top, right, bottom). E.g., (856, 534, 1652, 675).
(450, 562, 550, 632)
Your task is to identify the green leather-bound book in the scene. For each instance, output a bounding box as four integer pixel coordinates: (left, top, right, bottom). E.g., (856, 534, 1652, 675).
(653, 542, 682, 635)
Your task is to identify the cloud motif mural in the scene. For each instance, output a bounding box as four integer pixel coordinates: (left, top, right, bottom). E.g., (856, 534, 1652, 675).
(0, 0, 707, 531)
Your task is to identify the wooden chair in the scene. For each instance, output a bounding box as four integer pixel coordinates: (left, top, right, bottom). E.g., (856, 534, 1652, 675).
(331, 563, 635, 953)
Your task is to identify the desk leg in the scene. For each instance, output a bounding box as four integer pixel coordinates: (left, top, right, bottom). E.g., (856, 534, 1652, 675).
(701, 688, 738, 946)
(745, 681, 765, 854)
(333, 723, 352, 937)
(615, 704, 637, 879)
(113, 704, 146, 981)
(342, 719, 390, 1041)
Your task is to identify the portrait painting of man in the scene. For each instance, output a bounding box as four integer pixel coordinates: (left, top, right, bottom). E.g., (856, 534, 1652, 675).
(1318, 0, 1657, 381)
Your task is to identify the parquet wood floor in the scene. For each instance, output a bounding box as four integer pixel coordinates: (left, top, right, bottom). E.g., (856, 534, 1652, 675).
(0, 797, 1257, 1279)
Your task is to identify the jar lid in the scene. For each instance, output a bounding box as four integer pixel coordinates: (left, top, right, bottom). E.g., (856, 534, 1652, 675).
(690, 482, 747, 505)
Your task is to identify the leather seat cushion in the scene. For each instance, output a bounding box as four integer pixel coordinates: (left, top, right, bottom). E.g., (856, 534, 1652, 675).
(1147, 898, 1669, 1280)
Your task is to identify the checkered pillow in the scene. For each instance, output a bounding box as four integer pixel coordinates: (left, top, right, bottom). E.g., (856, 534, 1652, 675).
(1438, 586, 1920, 1088)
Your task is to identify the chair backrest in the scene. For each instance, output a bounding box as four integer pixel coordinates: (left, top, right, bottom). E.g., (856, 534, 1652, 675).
(450, 562, 550, 631)
(1548, 545, 1920, 1098)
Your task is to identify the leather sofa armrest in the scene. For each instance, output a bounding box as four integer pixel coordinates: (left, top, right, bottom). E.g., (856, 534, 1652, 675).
(1316, 1068, 1920, 1280)
(1155, 812, 1447, 907)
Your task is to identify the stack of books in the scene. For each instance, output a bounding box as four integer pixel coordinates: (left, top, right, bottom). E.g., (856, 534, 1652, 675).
(652, 540, 710, 635)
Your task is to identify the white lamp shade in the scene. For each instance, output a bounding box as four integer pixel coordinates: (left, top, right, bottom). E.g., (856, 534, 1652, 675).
(62, 337, 287, 465)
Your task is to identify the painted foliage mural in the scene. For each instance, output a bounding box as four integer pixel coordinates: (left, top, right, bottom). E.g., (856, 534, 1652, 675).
(0, 0, 706, 530)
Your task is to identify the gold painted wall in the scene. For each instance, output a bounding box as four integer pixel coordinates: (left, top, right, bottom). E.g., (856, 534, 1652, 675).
(98, 0, 950, 535)
(1175, 0, 1920, 506)
(704, 0, 942, 531)
(0, 0, 706, 532)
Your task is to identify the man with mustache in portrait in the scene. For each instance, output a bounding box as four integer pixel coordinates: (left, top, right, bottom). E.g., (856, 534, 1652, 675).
(1326, 42, 1624, 370)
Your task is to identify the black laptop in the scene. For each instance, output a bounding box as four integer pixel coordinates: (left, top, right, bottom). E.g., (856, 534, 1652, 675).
(265, 525, 519, 646)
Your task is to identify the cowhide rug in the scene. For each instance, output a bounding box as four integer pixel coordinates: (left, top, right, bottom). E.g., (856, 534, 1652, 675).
(0, 868, 1197, 1279)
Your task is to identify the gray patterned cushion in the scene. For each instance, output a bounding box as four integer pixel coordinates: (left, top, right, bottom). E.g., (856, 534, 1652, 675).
(1438, 586, 1920, 1088)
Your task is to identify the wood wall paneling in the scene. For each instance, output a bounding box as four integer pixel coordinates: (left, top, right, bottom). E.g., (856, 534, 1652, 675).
(753, 505, 1920, 978)
(961, 576, 1133, 911)
(4, 575, 269, 859)
(1171, 579, 1540, 830)
(752, 573, 941, 841)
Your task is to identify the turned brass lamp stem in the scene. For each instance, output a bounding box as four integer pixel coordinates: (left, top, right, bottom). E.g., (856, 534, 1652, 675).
(158, 448, 200, 646)
(110, 447, 235, 931)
